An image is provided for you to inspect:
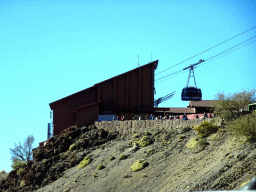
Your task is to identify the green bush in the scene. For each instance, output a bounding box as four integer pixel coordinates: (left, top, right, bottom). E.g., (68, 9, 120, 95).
(195, 121, 218, 137)
(69, 144, 76, 151)
(17, 167, 25, 176)
(228, 111, 256, 141)
(129, 136, 153, 147)
(97, 164, 105, 170)
(77, 155, 92, 169)
(20, 180, 26, 187)
(130, 159, 149, 172)
(144, 131, 152, 136)
(119, 154, 128, 160)
(109, 156, 116, 161)
(186, 136, 207, 153)
(11, 160, 27, 171)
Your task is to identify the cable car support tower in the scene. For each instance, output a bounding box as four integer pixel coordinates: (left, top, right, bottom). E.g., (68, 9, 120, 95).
(181, 59, 204, 101)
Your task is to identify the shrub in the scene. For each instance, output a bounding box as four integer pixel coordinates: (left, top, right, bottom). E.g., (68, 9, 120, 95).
(186, 136, 207, 153)
(130, 159, 149, 172)
(69, 144, 76, 151)
(109, 156, 116, 161)
(119, 154, 128, 160)
(97, 164, 105, 170)
(144, 131, 151, 136)
(178, 135, 186, 142)
(137, 136, 152, 147)
(77, 155, 92, 169)
(17, 167, 25, 176)
(0, 169, 6, 173)
(42, 159, 47, 163)
(20, 180, 26, 187)
(228, 111, 256, 141)
(142, 173, 148, 178)
(133, 133, 139, 138)
(209, 118, 216, 124)
(129, 136, 153, 147)
(195, 121, 218, 137)
(11, 160, 27, 171)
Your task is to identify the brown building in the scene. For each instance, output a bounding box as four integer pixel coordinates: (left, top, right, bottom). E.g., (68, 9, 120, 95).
(49, 60, 158, 135)
(187, 100, 217, 113)
(188, 100, 255, 113)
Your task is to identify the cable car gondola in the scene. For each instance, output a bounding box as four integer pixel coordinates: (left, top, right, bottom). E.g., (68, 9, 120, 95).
(181, 86, 202, 101)
(181, 59, 204, 101)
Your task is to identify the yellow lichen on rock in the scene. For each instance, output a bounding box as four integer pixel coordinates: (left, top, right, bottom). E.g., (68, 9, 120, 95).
(130, 159, 149, 172)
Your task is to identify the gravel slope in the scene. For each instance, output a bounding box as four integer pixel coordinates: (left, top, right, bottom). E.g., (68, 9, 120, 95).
(34, 126, 256, 192)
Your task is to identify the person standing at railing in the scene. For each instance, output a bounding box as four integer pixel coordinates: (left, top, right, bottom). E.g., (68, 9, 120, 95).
(203, 112, 208, 119)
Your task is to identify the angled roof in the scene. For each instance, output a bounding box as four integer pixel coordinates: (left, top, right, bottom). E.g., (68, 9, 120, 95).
(94, 60, 158, 85)
(49, 60, 158, 108)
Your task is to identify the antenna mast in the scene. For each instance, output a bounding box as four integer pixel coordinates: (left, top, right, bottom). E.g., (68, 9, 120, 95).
(137, 55, 140, 67)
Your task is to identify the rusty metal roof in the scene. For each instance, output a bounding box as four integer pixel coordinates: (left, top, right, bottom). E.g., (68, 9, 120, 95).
(189, 100, 256, 111)
(94, 60, 158, 85)
(154, 107, 196, 114)
(188, 100, 218, 108)
(49, 60, 158, 109)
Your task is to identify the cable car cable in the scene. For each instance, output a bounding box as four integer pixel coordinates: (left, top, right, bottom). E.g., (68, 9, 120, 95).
(155, 36, 256, 83)
(195, 40, 256, 69)
(155, 26, 256, 76)
(155, 70, 187, 84)
(195, 37, 256, 69)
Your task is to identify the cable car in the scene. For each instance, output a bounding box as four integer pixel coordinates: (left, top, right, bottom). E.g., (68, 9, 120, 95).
(181, 59, 204, 101)
(181, 86, 202, 101)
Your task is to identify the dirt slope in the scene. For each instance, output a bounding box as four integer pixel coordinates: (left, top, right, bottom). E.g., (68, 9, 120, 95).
(35, 124, 255, 192)
(1, 119, 256, 192)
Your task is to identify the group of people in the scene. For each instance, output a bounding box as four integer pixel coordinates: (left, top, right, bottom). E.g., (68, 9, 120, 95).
(144, 112, 210, 121)
(114, 112, 210, 121)
(145, 114, 180, 120)
(116, 115, 125, 121)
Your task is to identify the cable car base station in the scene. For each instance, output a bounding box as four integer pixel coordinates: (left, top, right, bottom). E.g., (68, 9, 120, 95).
(47, 60, 253, 139)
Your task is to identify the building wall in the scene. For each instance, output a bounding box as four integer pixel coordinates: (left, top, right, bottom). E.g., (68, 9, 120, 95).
(76, 104, 99, 128)
(51, 86, 98, 135)
(52, 101, 76, 135)
(97, 61, 156, 113)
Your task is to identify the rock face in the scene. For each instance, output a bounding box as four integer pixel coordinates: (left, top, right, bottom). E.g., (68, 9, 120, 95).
(0, 125, 118, 192)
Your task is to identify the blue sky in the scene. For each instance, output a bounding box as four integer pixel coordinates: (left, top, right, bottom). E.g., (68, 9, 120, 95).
(1, 0, 255, 172)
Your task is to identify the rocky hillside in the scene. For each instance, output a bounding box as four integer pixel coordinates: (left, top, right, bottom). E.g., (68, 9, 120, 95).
(1, 118, 256, 192)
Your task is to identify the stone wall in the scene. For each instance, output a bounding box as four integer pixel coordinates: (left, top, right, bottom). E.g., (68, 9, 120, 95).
(94, 117, 223, 135)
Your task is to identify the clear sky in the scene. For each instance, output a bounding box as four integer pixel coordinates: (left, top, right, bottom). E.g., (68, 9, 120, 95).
(1, 0, 255, 172)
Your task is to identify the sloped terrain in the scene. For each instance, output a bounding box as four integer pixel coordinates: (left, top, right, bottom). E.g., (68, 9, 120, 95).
(1, 119, 256, 192)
